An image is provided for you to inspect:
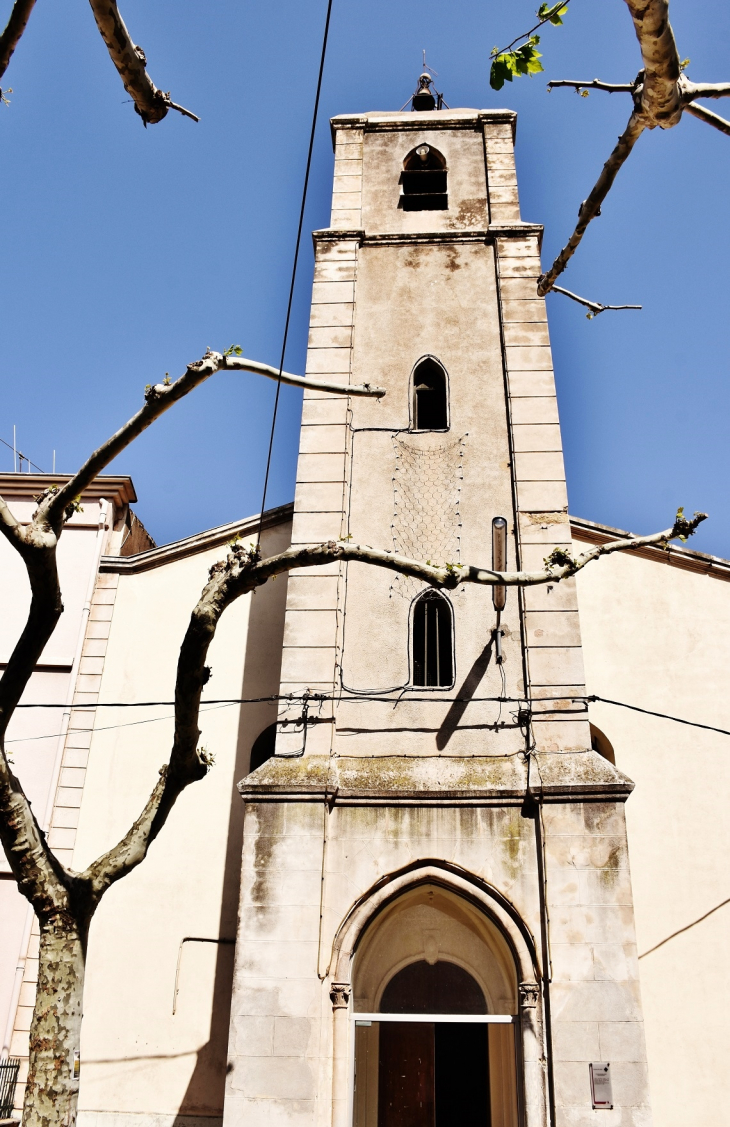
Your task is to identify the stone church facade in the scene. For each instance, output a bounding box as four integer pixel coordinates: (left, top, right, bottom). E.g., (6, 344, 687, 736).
(2, 98, 729, 1127)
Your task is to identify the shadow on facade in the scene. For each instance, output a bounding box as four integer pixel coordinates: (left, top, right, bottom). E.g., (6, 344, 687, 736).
(436, 635, 496, 749)
(173, 557, 288, 1122)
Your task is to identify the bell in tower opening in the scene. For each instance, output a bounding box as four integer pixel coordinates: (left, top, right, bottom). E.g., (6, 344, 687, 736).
(409, 71, 447, 112)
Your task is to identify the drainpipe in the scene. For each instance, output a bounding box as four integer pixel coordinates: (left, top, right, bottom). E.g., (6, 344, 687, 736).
(1, 500, 109, 1059)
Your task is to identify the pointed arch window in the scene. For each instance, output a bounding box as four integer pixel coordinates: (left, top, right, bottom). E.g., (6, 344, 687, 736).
(412, 590, 454, 687)
(412, 357, 449, 430)
(400, 144, 448, 211)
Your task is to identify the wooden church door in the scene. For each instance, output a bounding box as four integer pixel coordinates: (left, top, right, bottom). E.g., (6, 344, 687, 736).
(377, 962, 491, 1127)
(378, 1021, 435, 1127)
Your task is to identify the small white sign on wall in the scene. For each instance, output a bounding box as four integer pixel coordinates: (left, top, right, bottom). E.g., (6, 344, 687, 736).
(590, 1062, 613, 1109)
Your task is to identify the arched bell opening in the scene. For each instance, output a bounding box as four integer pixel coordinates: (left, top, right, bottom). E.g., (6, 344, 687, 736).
(351, 884, 520, 1127)
(400, 145, 448, 211)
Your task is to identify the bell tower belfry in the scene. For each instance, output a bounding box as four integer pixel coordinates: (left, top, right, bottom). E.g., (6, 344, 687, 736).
(224, 96, 652, 1127)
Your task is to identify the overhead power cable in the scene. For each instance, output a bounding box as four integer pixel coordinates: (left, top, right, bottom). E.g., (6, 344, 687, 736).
(586, 695, 730, 738)
(7, 693, 730, 739)
(12, 694, 549, 709)
(0, 435, 45, 473)
(4, 702, 239, 745)
(257, 0, 334, 544)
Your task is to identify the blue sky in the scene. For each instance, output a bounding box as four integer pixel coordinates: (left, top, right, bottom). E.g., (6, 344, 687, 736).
(2, 0, 728, 557)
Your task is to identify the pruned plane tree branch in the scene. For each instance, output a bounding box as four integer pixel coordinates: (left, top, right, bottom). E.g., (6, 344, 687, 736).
(551, 284, 641, 319)
(0, 0, 198, 124)
(0, 331, 707, 1127)
(87, 0, 198, 124)
(535, 0, 730, 299)
(0, 0, 37, 88)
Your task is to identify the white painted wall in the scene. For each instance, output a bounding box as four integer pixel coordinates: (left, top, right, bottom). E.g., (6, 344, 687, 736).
(0, 489, 114, 1053)
(576, 537, 730, 1126)
(73, 518, 291, 1125)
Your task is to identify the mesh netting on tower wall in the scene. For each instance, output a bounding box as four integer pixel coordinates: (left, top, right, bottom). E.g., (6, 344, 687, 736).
(390, 432, 466, 600)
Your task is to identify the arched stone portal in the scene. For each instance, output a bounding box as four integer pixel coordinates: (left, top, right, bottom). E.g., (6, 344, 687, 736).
(348, 884, 522, 1127)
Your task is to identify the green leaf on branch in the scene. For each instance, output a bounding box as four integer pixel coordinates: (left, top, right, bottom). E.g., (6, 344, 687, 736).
(544, 546, 574, 570)
(490, 37, 543, 91)
(198, 746, 216, 768)
(674, 505, 690, 542)
(537, 2, 568, 25)
(671, 506, 707, 542)
(490, 1, 567, 91)
(224, 344, 243, 357)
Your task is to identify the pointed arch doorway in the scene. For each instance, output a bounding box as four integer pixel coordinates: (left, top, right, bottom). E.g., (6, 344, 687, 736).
(351, 885, 520, 1127)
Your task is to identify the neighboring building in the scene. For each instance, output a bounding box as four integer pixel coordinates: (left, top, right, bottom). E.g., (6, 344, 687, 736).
(0, 475, 151, 1070)
(1, 89, 729, 1127)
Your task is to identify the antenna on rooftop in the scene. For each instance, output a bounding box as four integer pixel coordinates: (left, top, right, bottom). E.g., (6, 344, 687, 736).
(2, 427, 46, 473)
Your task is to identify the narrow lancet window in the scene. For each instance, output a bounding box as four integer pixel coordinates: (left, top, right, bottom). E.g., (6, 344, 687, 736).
(412, 590, 453, 687)
(413, 358, 448, 430)
(400, 145, 448, 211)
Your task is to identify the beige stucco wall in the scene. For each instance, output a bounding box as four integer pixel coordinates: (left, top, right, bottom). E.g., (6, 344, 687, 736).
(0, 488, 115, 1058)
(68, 517, 291, 1127)
(576, 538, 730, 1126)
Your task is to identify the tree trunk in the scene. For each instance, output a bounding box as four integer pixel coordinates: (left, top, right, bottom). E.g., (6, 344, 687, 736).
(23, 916, 88, 1127)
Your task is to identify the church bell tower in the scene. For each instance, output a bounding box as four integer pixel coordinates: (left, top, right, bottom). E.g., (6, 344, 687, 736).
(224, 83, 652, 1127)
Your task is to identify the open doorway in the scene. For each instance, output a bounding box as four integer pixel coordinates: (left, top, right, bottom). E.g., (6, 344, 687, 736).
(352, 885, 519, 1127)
(376, 961, 489, 1127)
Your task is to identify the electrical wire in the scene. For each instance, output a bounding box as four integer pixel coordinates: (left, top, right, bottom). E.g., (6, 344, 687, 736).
(256, 0, 334, 544)
(10, 694, 558, 709)
(0, 435, 45, 474)
(587, 694, 730, 738)
(4, 702, 239, 745)
(6, 693, 730, 739)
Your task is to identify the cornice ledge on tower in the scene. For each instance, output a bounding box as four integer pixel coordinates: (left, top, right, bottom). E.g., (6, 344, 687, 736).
(330, 109, 518, 148)
(311, 224, 543, 249)
(364, 230, 491, 246)
(240, 755, 525, 805)
(489, 223, 543, 250)
(239, 750, 632, 805)
(530, 748, 635, 801)
(313, 228, 366, 247)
